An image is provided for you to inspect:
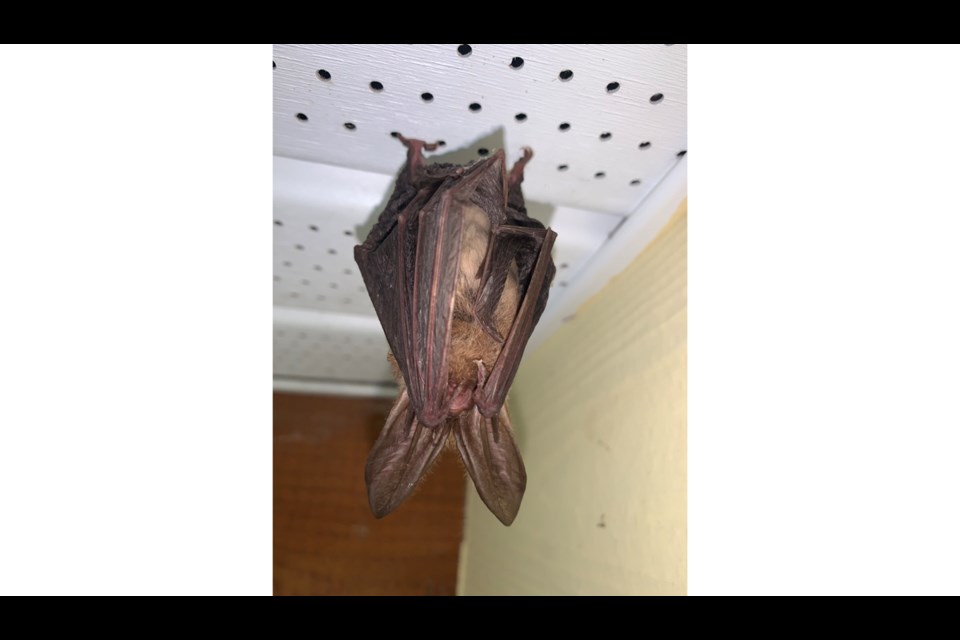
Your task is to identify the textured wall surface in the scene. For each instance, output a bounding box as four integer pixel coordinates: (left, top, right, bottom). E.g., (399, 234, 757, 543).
(458, 202, 687, 595)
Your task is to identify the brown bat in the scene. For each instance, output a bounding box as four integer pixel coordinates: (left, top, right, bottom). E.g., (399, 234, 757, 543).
(354, 135, 556, 525)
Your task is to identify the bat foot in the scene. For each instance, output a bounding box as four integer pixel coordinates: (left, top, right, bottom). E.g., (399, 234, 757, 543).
(508, 147, 534, 189)
(396, 133, 442, 153)
(396, 134, 443, 178)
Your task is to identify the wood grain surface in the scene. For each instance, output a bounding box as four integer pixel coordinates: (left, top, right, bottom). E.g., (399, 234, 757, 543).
(274, 392, 466, 595)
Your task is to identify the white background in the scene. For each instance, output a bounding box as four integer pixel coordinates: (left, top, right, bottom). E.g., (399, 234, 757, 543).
(1, 45, 958, 595)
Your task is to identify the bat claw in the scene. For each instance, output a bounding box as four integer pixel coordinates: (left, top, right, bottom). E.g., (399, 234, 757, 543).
(472, 361, 497, 418)
(396, 134, 442, 179)
(475, 360, 488, 386)
(508, 147, 534, 189)
(396, 133, 441, 152)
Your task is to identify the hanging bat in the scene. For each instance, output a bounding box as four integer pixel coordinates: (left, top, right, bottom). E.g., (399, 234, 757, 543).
(354, 135, 556, 526)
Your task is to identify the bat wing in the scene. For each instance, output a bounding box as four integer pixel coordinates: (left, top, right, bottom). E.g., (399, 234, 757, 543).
(365, 387, 452, 518)
(357, 148, 513, 427)
(469, 147, 556, 417)
(473, 226, 557, 418)
(454, 405, 526, 526)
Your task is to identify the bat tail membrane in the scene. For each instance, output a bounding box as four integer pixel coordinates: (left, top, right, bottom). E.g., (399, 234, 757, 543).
(365, 388, 451, 518)
(454, 404, 527, 526)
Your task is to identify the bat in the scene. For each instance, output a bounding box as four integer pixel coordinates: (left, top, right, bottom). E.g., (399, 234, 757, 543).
(354, 135, 557, 525)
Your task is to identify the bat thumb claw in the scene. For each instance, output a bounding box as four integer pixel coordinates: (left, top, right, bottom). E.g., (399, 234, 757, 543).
(474, 360, 488, 386)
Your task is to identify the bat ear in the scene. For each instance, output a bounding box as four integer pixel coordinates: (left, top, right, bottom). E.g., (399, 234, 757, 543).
(365, 389, 451, 518)
(454, 406, 527, 525)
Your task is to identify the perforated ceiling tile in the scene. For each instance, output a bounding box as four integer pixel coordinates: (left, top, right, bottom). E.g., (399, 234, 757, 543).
(273, 44, 687, 216)
(273, 156, 621, 316)
(273, 308, 392, 385)
(273, 44, 687, 393)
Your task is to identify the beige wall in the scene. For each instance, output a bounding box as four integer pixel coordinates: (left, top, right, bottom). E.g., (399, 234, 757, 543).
(458, 203, 687, 595)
